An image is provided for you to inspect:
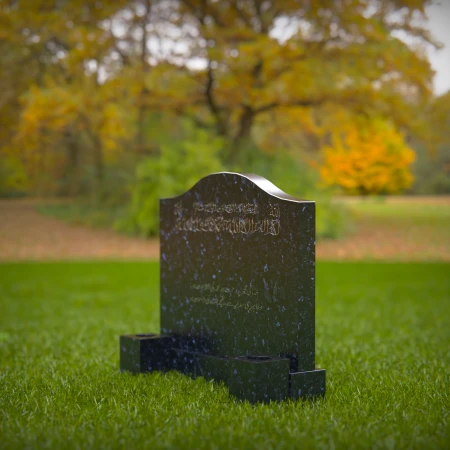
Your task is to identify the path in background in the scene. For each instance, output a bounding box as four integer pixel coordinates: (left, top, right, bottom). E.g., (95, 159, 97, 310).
(0, 200, 159, 261)
(0, 198, 449, 261)
(322, 196, 450, 261)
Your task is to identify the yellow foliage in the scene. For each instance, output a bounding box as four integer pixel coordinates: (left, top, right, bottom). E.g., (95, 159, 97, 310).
(0, 150, 28, 192)
(320, 119, 415, 195)
(16, 81, 133, 162)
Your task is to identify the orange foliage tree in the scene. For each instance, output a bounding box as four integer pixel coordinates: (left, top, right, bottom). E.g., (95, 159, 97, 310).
(320, 119, 415, 195)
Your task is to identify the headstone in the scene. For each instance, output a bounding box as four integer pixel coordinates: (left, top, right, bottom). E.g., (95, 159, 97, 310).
(120, 172, 325, 402)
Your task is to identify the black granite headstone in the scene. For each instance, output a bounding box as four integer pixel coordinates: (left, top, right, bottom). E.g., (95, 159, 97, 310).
(120, 172, 325, 402)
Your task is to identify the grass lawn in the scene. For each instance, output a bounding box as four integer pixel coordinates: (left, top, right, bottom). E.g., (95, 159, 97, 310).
(37, 203, 128, 230)
(347, 199, 450, 224)
(0, 262, 449, 449)
(327, 198, 450, 261)
(345, 199, 450, 238)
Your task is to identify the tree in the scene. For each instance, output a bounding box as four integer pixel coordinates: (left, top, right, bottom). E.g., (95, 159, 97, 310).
(0, 0, 441, 196)
(319, 118, 415, 195)
(0, 0, 133, 193)
(15, 79, 132, 192)
(143, 0, 438, 163)
(150, 0, 436, 164)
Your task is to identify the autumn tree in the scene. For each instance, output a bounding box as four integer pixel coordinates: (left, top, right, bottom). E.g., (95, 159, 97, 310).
(0, 0, 134, 193)
(0, 0, 441, 198)
(157, 0, 438, 164)
(319, 118, 415, 195)
(0, 0, 170, 194)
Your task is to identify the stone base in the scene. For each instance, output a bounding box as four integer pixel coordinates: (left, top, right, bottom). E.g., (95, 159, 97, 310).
(289, 369, 326, 399)
(120, 334, 326, 403)
(228, 355, 290, 403)
(119, 333, 173, 373)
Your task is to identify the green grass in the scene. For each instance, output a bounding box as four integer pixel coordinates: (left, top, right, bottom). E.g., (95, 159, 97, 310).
(347, 201, 450, 223)
(37, 203, 128, 230)
(339, 199, 450, 258)
(0, 262, 449, 449)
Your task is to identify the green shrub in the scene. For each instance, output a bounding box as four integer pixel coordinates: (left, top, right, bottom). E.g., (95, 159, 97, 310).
(117, 123, 223, 237)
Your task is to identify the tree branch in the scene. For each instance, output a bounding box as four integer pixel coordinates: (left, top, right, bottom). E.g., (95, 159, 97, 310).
(205, 64, 227, 135)
(253, 98, 325, 115)
(173, 106, 213, 130)
(232, 3, 252, 28)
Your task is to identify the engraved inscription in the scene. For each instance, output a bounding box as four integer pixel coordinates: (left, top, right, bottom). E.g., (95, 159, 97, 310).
(192, 283, 259, 297)
(269, 203, 280, 218)
(193, 202, 259, 215)
(190, 282, 263, 313)
(174, 201, 281, 235)
(175, 216, 280, 235)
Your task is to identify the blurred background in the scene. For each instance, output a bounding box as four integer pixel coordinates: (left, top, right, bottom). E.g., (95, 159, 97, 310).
(0, 0, 449, 260)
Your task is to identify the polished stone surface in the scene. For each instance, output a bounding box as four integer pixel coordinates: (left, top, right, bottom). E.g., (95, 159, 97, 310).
(120, 172, 325, 402)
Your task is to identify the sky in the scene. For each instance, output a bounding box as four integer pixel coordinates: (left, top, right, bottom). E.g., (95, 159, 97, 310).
(426, 1, 450, 94)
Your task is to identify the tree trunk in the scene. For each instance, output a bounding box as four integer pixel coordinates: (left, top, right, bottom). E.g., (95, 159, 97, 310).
(65, 130, 80, 195)
(92, 135, 104, 187)
(226, 106, 255, 165)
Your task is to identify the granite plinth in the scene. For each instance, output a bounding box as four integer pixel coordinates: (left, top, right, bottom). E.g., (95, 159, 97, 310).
(120, 334, 325, 401)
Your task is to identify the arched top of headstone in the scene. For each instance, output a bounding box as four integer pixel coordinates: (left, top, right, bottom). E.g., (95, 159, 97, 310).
(161, 172, 313, 204)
